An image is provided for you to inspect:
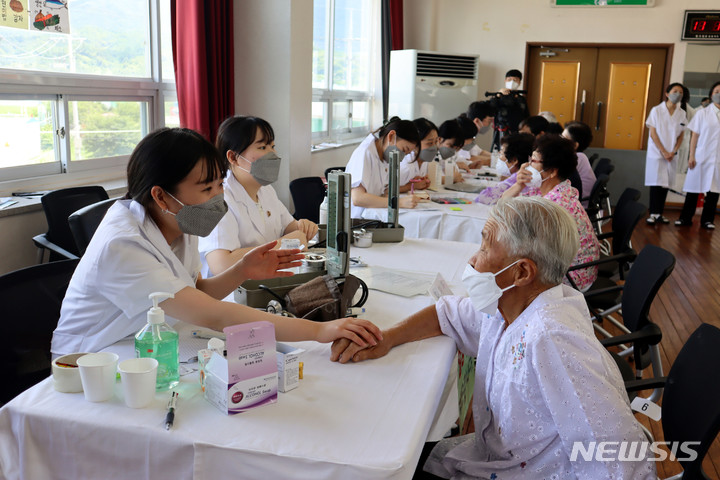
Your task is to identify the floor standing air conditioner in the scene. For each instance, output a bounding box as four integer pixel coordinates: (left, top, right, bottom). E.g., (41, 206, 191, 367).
(389, 50, 479, 126)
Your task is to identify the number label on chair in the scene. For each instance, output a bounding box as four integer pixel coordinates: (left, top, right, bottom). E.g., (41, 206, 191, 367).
(631, 397, 661, 421)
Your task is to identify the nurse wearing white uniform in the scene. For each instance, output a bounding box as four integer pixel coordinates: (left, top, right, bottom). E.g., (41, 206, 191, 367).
(51, 128, 381, 356)
(346, 117, 420, 218)
(676, 81, 720, 230)
(644, 83, 687, 225)
(398, 118, 438, 193)
(200, 116, 317, 277)
(331, 197, 654, 479)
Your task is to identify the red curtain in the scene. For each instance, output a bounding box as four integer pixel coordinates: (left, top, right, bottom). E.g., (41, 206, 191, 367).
(389, 0, 403, 51)
(171, 0, 235, 142)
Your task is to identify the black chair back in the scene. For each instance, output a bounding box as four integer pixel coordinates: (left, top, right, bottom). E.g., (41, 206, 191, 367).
(568, 170, 582, 199)
(614, 187, 641, 213)
(662, 323, 720, 479)
(0, 259, 79, 404)
(609, 200, 646, 255)
(593, 157, 614, 177)
(37, 186, 109, 261)
(68, 198, 117, 255)
(289, 177, 326, 224)
(584, 173, 609, 223)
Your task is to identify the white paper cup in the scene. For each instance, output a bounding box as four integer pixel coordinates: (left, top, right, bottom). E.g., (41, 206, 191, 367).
(118, 358, 158, 408)
(52, 353, 90, 393)
(76, 352, 119, 402)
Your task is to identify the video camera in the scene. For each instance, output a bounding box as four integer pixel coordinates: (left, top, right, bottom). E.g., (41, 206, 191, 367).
(485, 90, 529, 133)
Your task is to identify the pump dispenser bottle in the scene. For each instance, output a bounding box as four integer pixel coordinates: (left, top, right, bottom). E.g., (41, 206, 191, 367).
(135, 292, 179, 390)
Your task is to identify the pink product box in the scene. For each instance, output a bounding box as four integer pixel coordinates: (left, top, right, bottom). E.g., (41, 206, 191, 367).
(203, 321, 278, 415)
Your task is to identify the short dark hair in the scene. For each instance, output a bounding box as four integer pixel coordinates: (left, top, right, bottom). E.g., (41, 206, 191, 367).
(127, 128, 228, 207)
(500, 133, 535, 166)
(412, 117, 438, 142)
(456, 114, 478, 140)
(563, 121, 593, 152)
(467, 101, 496, 121)
(665, 82, 683, 94)
(438, 119, 464, 148)
(709, 81, 720, 100)
(534, 135, 577, 181)
(216, 116, 275, 158)
(505, 69, 522, 80)
(546, 122, 564, 136)
(519, 115, 550, 136)
(375, 116, 421, 146)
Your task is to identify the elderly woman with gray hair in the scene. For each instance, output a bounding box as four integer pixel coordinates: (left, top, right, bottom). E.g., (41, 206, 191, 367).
(331, 196, 654, 479)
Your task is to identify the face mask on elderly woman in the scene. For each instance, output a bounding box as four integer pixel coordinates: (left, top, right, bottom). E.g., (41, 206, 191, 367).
(461, 260, 520, 315)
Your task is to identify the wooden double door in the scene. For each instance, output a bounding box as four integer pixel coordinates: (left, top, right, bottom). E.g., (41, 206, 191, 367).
(526, 44, 672, 150)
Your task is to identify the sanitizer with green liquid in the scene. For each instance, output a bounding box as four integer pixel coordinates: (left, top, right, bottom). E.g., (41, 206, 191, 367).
(135, 292, 179, 390)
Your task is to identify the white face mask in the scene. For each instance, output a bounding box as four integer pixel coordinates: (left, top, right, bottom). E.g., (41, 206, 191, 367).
(495, 157, 512, 177)
(505, 80, 520, 91)
(526, 165, 546, 189)
(462, 261, 519, 315)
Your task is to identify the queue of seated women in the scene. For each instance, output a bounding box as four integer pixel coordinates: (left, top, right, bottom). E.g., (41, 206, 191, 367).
(49, 106, 648, 478)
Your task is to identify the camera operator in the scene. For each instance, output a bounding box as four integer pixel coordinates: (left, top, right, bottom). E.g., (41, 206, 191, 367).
(487, 69, 530, 150)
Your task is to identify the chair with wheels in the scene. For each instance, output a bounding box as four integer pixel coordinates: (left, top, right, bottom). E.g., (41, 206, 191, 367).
(625, 323, 720, 479)
(68, 198, 118, 255)
(289, 176, 326, 224)
(32, 186, 109, 263)
(584, 244, 676, 402)
(0, 258, 79, 404)
(582, 173, 610, 235)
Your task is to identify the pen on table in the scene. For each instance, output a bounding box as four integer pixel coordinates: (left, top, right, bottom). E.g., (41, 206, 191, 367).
(165, 392, 178, 430)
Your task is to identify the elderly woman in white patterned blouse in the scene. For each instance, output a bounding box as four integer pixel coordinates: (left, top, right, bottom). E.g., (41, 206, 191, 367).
(331, 196, 655, 480)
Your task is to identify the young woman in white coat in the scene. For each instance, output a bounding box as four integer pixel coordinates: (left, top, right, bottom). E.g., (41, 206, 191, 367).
(346, 117, 421, 218)
(51, 128, 381, 356)
(200, 116, 318, 277)
(676, 81, 720, 230)
(644, 83, 687, 224)
(398, 117, 437, 193)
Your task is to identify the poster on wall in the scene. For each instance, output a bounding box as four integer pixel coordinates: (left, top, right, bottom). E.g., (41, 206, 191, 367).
(0, 0, 29, 30)
(0, 0, 69, 33)
(552, 0, 655, 6)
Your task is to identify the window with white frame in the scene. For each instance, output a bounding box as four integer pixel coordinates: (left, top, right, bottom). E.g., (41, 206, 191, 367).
(0, 0, 176, 185)
(312, 0, 375, 143)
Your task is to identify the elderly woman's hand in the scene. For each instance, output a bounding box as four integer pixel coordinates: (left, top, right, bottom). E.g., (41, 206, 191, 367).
(330, 334, 393, 363)
(515, 163, 533, 187)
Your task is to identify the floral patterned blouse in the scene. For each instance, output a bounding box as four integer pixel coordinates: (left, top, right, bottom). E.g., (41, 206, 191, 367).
(524, 180, 600, 290)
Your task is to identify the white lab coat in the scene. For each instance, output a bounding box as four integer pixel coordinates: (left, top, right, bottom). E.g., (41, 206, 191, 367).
(424, 286, 655, 479)
(455, 144, 483, 162)
(51, 200, 200, 356)
(683, 104, 720, 194)
(399, 151, 429, 186)
(644, 102, 687, 188)
(346, 133, 389, 218)
(198, 171, 295, 277)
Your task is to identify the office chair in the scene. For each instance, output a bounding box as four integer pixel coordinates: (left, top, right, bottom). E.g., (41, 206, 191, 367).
(68, 198, 117, 255)
(289, 177, 326, 224)
(584, 245, 676, 402)
(583, 174, 610, 236)
(32, 186, 109, 263)
(594, 189, 642, 279)
(0, 258, 79, 404)
(568, 170, 583, 200)
(625, 323, 720, 479)
(324, 166, 345, 181)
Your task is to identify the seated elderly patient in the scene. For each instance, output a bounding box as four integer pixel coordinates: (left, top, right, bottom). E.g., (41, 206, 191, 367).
(331, 197, 655, 479)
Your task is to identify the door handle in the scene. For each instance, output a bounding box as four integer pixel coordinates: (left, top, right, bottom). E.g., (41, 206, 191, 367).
(580, 90, 587, 120)
(595, 101, 603, 131)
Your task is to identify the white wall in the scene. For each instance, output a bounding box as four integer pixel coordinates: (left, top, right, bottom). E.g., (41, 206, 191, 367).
(404, 0, 720, 97)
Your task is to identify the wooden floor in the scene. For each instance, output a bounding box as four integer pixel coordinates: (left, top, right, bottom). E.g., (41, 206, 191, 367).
(630, 211, 720, 479)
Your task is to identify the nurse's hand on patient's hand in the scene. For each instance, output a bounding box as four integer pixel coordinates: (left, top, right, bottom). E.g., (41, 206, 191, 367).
(297, 219, 318, 241)
(239, 240, 303, 279)
(317, 317, 383, 347)
(399, 195, 418, 209)
(330, 334, 392, 364)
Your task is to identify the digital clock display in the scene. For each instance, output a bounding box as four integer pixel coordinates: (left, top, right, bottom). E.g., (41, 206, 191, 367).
(683, 11, 720, 40)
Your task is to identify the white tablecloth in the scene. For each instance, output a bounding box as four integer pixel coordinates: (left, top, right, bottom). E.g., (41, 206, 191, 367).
(0, 238, 478, 480)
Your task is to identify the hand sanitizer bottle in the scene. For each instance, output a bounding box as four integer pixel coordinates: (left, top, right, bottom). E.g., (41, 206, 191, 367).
(135, 292, 179, 391)
(319, 193, 329, 226)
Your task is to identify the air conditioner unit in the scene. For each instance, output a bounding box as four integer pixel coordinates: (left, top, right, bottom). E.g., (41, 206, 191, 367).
(389, 49, 479, 126)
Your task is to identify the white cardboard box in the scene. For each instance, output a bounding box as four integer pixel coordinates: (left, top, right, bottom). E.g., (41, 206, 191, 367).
(276, 343, 304, 393)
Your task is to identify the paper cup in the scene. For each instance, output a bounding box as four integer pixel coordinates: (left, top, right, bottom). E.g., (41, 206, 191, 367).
(76, 352, 119, 402)
(118, 358, 158, 408)
(52, 353, 90, 393)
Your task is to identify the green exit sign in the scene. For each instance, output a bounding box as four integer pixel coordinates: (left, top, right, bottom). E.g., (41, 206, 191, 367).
(554, 0, 654, 5)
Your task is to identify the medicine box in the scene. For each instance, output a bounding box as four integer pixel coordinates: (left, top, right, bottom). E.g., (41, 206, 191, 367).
(203, 321, 278, 414)
(276, 343, 304, 393)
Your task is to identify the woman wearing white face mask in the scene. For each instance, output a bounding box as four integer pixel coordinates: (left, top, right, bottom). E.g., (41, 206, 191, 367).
(644, 83, 688, 225)
(675, 80, 720, 230)
(330, 197, 654, 479)
(346, 117, 421, 217)
(502, 135, 599, 291)
(398, 118, 437, 193)
(52, 128, 382, 356)
(199, 116, 318, 277)
(474, 133, 534, 205)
